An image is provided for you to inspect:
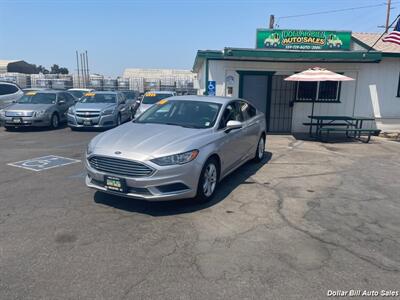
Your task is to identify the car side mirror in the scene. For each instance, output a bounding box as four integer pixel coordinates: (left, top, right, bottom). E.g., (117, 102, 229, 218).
(225, 120, 242, 133)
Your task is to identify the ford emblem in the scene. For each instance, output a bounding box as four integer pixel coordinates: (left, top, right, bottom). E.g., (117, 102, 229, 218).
(114, 151, 122, 155)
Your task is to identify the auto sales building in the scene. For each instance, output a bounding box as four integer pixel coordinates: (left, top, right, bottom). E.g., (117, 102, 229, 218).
(193, 29, 400, 133)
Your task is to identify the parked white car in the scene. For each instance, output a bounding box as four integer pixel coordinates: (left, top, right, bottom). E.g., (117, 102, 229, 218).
(0, 82, 24, 109)
(136, 91, 176, 116)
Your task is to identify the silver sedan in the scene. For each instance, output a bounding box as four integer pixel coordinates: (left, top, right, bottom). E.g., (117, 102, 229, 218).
(85, 96, 266, 202)
(67, 91, 131, 129)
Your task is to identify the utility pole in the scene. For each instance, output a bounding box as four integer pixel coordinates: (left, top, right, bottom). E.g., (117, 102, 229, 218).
(85, 50, 90, 87)
(385, 0, 392, 33)
(269, 14, 275, 29)
(76, 51, 80, 88)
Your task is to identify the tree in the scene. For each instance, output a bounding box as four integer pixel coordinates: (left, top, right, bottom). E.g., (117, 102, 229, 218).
(59, 67, 69, 74)
(50, 64, 69, 74)
(36, 65, 49, 74)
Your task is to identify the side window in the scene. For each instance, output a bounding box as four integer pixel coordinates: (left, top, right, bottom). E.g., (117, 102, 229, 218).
(239, 101, 256, 121)
(219, 102, 242, 129)
(397, 72, 400, 97)
(0, 83, 18, 95)
(64, 93, 74, 103)
(57, 93, 66, 103)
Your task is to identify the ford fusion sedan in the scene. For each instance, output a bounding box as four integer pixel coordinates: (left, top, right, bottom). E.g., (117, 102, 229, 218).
(67, 91, 130, 129)
(0, 90, 75, 129)
(135, 91, 176, 116)
(85, 96, 266, 202)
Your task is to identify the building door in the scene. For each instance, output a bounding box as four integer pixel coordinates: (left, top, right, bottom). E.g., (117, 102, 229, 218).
(239, 73, 270, 132)
(269, 75, 295, 133)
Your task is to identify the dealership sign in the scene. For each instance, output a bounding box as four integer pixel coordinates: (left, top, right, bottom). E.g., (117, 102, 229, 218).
(256, 29, 351, 50)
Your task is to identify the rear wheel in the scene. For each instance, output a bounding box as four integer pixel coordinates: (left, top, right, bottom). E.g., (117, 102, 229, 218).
(50, 113, 59, 129)
(253, 135, 265, 162)
(116, 114, 122, 126)
(195, 157, 219, 203)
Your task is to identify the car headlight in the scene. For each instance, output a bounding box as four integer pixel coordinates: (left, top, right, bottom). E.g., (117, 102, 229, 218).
(86, 141, 95, 156)
(68, 106, 75, 114)
(102, 108, 114, 116)
(0, 110, 5, 117)
(34, 110, 47, 117)
(151, 149, 199, 166)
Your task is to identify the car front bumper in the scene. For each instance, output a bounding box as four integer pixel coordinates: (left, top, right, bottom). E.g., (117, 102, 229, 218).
(0, 115, 51, 127)
(67, 113, 116, 128)
(85, 156, 202, 201)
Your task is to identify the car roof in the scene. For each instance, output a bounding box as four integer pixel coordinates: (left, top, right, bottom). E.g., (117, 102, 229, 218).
(84, 91, 119, 95)
(68, 88, 93, 91)
(145, 90, 174, 94)
(166, 95, 241, 104)
(26, 89, 63, 94)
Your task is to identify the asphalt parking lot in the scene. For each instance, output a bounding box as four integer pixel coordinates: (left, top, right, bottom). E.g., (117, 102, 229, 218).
(0, 126, 400, 299)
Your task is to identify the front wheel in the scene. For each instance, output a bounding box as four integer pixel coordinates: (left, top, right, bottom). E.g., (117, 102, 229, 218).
(116, 114, 122, 127)
(253, 135, 265, 162)
(195, 158, 219, 203)
(50, 113, 59, 129)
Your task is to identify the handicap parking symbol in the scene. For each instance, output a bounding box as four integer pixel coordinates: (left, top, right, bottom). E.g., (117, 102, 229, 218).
(8, 155, 81, 172)
(207, 80, 216, 96)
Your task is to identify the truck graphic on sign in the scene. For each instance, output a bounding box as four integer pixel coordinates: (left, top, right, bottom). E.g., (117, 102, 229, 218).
(327, 34, 343, 48)
(264, 33, 280, 47)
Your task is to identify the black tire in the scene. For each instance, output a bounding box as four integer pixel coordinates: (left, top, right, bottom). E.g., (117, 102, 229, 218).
(253, 135, 265, 162)
(116, 114, 122, 127)
(195, 157, 219, 203)
(50, 113, 59, 129)
(4, 126, 12, 131)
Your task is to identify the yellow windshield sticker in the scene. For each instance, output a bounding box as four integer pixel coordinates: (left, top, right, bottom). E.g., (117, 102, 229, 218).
(157, 99, 168, 105)
(84, 92, 95, 97)
(145, 92, 156, 97)
(26, 91, 37, 96)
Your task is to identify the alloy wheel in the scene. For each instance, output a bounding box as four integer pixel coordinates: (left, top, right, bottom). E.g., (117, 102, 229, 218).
(203, 163, 217, 197)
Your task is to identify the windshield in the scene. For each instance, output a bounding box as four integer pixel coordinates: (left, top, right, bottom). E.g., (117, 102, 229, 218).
(135, 100, 221, 129)
(68, 91, 85, 98)
(142, 93, 172, 104)
(122, 91, 135, 99)
(17, 93, 56, 104)
(80, 93, 116, 104)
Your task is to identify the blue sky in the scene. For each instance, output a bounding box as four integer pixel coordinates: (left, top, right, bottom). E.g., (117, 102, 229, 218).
(0, 0, 396, 76)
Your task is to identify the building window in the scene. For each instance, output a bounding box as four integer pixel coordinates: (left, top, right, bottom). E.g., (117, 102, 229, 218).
(295, 81, 341, 103)
(397, 73, 400, 97)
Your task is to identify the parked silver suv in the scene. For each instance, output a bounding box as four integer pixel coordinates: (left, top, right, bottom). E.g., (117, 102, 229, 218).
(67, 91, 130, 130)
(0, 81, 24, 109)
(0, 90, 75, 129)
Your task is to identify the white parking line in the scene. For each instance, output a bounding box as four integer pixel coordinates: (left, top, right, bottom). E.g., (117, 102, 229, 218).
(7, 155, 81, 172)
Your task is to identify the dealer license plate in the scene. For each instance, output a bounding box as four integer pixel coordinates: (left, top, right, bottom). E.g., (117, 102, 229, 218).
(12, 117, 22, 124)
(84, 119, 91, 126)
(105, 176, 126, 193)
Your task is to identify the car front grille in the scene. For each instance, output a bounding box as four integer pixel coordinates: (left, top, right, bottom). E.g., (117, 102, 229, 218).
(76, 111, 100, 118)
(5, 111, 34, 117)
(88, 156, 154, 177)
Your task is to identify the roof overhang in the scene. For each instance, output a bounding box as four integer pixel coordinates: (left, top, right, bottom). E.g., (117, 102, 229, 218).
(193, 47, 382, 72)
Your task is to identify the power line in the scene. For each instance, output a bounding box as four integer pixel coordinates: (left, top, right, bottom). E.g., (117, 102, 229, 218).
(278, 2, 398, 20)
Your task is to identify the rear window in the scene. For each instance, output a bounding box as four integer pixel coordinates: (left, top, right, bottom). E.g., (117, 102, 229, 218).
(80, 93, 117, 104)
(142, 93, 173, 104)
(0, 83, 19, 95)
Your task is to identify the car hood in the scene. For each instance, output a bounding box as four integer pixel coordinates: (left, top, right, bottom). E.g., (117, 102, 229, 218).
(4, 103, 53, 111)
(75, 103, 115, 111)
(91, 122, 214, 160)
